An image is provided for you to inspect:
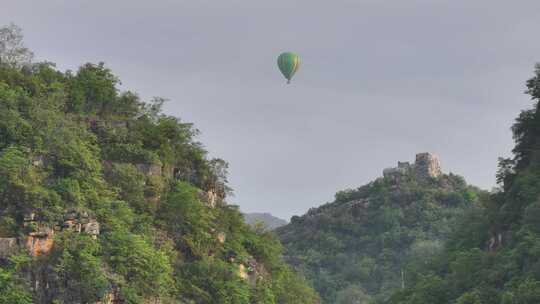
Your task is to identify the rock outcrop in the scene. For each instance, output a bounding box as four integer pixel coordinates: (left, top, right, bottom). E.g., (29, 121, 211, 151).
(414, 153, 442, 181)
(102, 161, 164, 178)
(25, 226, 55, 257)
(383, 152, 442, 183)
(61, 208, 100, 239)
(217, 232, 226, 244)
(135, 163, 162, 176)
(0, 210, 100, 258)
(198, 189, 224, 208)
(95, 289, 122, 304)
(32, 155, 47, 167)
(0, 237, 20, 258)
(236, 257, 267, 288)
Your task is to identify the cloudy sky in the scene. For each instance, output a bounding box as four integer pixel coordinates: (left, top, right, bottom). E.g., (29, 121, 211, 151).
(3, 0, 540, 219)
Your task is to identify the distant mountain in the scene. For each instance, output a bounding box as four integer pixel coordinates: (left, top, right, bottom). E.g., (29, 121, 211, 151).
(243, 212, 288, 230)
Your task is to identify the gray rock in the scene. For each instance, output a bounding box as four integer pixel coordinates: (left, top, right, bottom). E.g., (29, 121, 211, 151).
(0, 238, 19, 258)
(414, 153, 442, 180)
(135, 163, 162, 176)
(383, 152, 442, 183)
(83, 219, 100, 237)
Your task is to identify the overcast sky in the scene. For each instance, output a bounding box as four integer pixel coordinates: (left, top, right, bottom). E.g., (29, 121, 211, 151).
(3, 0, 540, 219)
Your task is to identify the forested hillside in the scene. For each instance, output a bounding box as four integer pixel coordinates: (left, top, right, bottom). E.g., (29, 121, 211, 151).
(388, 65, 540, 304)
(0, 24, 319, 304)
(276, 154, 485, 303)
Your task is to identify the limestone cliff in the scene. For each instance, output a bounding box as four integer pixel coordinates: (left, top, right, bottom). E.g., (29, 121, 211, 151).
(0, 50, 319, 303)
(0, 209, 100, 258)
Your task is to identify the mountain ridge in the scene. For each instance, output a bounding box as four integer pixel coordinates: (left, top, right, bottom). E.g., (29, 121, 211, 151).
(243, 212, 288, 230)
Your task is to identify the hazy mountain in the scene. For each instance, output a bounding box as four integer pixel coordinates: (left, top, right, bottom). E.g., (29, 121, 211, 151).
(243, 212, 288, 230)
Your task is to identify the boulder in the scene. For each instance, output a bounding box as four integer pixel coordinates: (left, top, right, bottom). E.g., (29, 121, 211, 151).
(217, 232, 226, 244)
(84, 219, 100, 239)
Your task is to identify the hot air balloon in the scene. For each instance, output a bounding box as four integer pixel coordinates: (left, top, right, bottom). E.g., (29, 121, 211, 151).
(277, 52, 300, 84)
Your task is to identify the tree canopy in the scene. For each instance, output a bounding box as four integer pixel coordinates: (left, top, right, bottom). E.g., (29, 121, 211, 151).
(0, 24, 319, 304)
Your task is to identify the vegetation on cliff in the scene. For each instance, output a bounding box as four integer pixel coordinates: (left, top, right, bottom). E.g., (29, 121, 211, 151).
(0, 24, 319, 304)
(276, 157, 484, 303)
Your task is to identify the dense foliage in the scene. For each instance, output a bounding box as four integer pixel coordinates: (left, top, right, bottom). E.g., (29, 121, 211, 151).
(0, 25, 319, 304)
(387, 64, 540, 304)
(276, 168, 484, 303)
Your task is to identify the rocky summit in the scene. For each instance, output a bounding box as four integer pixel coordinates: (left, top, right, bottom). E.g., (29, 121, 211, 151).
(276, 153, 483, 303)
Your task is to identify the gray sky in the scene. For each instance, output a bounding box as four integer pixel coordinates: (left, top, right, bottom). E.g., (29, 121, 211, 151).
(3, 0, 540, 220)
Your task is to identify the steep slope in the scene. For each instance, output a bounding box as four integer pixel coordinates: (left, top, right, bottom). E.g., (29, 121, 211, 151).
(243, 213, 288, 230)
(0, 27, 319, 304)
(276, 153, 484, 303)
(388, 65, 540, 304)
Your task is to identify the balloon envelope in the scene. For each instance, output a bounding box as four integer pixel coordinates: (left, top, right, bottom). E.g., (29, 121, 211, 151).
(277, 52, 300, 84)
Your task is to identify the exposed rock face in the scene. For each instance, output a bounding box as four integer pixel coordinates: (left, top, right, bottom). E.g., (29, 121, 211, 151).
(0, 210, 101, 258)
(84, 219, 100, 238)
(0, 238, 19, 258)
(162, 165, 175, 179)
(135, 163, 162, 176)
(217, 232, 226, 244)
(25, 234, 54, 257)
(26, 226, 55, 256)
(237, 258, 266, 287)
(487, 233, 503, 252)
(348, 198, 371, 216)
(61, 209, 100, 239)
(32, 155, 47, 167)
(102, 161, 163, 177)
(414, 153, 442, 180)
(95, 289, 122, 304)
(110, 120, 128, 128)
(87, 117, 128, 131)
(383, 152, 442, 183)
(22, 214, 55, 256)
(207, 190, 218, 208)
(198, 189, 223, 208)
(238, 264, 248, 280)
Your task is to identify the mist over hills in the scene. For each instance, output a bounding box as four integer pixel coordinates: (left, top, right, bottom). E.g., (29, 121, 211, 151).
(243, 212, 288, 230)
